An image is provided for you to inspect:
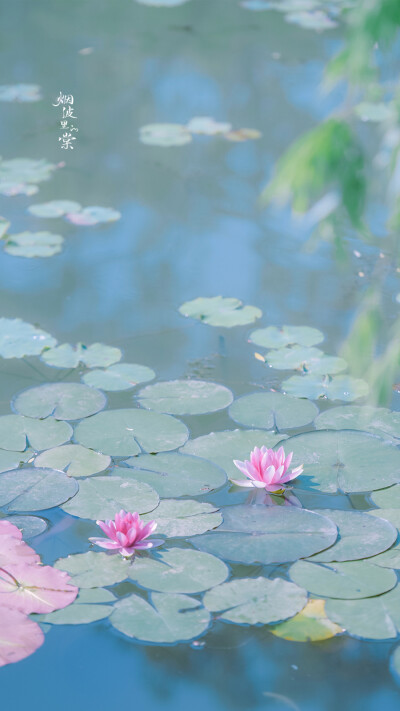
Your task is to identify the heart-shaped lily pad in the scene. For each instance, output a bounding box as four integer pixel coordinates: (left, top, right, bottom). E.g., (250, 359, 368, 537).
(83, 363, 155, 391)
(3, 231, 64, 258)
(13, 383, 106, 421)
(74, 409, 189, 456)
(179, 296, 262, 328)
(137, 379, 233, 415)
(270, 599, 343, 642)
(55, 551, 132, 588)
(34, 444, 111, 478)
(61, 475, 159, 520)
(325, 586, 400, 640)
(265, 346, 347, 375)
(41, 342, 122, 369)
(129, 548, 229, 593)
(203, 576, 307, 625)
(228, 392, 318, 430)
(249, 325, 324, 349)
(0, 318, 56, 358)
(0, 415, 72, 452)
(0, 467, 78, 511)
(289, 559, 397, 599)
(111, 592, 210, 644)
(315, 405, 400, 442)
(120, 452, 226, 497)
(142, 499, 222, 537)
(38, 588, 115, 625)
(282, 374, 369, 402)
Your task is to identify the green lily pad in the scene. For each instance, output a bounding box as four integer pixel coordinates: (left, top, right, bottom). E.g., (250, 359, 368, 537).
(270, 599, 343, 642)
(3, 231, 64, 258)
(142, 499, 222, 537)
(203, 576, 307, 625)
(228, 392, 318, 430)
(283, 430, 400, 493)
(137, 379, 233, 415)
(371, 487, 400, 508)
(325, 586, 400, 640)
(315, 406, 400, 442)
(38, 587, 115, 625)
(265, 346, 347, 375)
(111, 592, 210, 644)
(1, 514, 47, 539)
(55, 551, 132, 588)
(13, 383, 106, 420)
(65, 206, 121, 226)
(282, 374, 369, 402)
(41, 342, 122, 369)
(120, 452, 226, 497)
(0, 467, 78, 512)
(61, 475, 159, 520)
(0, 182, 38, 196)
(0, 158, 57, 185)
(129, 548, 229, 593)
(192, 505, 337, 564)
(289, 559, 397, 599)
(307, 509, 397, 562)
(139, 123, 192, 147)
(0, 318, 56, 358)
(180, 429, 288, 481)
(0, 415, 72, 452)
(179, 296, 262, 328)
(0, 84, 42, 102)
(83, 363, 155, 392)
(0, 449, 34, 472)
(34, 444, 111, 478)
(74, 408, 189, 456)
(28, 200, 82, 218)
(249, 325, 324, 349)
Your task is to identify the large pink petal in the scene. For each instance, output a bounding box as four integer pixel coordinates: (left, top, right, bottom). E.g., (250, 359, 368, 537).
(0, 563, 78, 614)
(283, 452, 293, 472)
(135, 538, 164, 549)
(280, 465, 303, 484)
(270, 465, 284, 484)
(261, 465, 276, 485)
(0, 607, 44, 667)
(231, 478, 256, 488)
(0, 536, 40, 567)
(139, 521, 157, 540)
(0, 522, 22, 540)
(89, 537, 122, 550)
(96, 521, 115, 539)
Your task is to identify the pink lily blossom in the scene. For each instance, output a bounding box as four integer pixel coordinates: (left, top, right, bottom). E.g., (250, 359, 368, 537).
(89, 510, 164, 557)
(232, 445, 303, 493)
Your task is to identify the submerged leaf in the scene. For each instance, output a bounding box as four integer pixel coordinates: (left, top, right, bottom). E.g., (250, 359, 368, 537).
(0, 84, 42, 102)
(139, 123, 192, 147)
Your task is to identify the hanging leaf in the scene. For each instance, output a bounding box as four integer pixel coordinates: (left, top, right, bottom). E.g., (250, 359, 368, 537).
(34, 444, 111, 478)
(137, 379, 233, 415)
(41, 342, 122, 369)
(13, 383, 106, 420)
(228, 392, 318, 430)
(61, 475, 159, 520)
(179, 296, 262, 328)
(0, 414, 72, 452)
(142, 499, 222, 537)
(0, 467, 78, 511)
(129, 548, 229, 593)
(0, 318, 56, 358)
(82, 363, 155, 392)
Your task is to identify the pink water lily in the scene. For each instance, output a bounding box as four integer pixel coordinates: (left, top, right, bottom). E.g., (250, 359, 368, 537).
(89, 510, 164, 557)
(232, 445, 303, 493)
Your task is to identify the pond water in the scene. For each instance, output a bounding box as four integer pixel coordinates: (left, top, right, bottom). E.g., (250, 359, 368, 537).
(2, 1, 400, 710)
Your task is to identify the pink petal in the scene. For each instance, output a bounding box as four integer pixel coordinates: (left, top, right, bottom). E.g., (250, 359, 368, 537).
(270, 465, 284, 484)
(280, 465, 304, 484)
(89, 537, 122, 550)
(262, 465, 276, 484)
(140, 521, 157, 539)
(0, 563, 78, 614)
(0, 607, 44, 667)
(231, 478, 256, 488)
(283, 452, 293, 471)
(0, 522, 22, 539)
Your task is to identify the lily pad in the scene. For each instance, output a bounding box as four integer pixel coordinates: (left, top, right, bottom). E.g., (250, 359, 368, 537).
(265, 346, 347, 375)
(0, 415, 72, 452)
(270, 599, 343, 642)
(120, 452, 226, 497)
(192, 505, 337, 564)
(38, 588, 115, 625)
(228, 392, 318, 430)
(139, 123, 192, 147)
(179, 296, 262, 328)
(61, 475, 159, 520)
(13, 383, 106, 420)
(282, 374, 369, 401)
(137, 379, 233, 415)
(0, 609, 44, 667)
(41, 342, 122, 369)
(203, 577, 307, 625)
(282, 430, 400, 493)
(0, 449, 34, 472)
(0, 318, 56, 358)
(371, 487, 400, 508)
(111, 592, 210, 644)
(181, 429, 287, 481)
(129, 548, 229, 593)
(289, 559, 397, 599)
(249, 325, 324, 349)
(0, 182, 38, 197)
(3, 231, 64, 258)
(0, 84, 42, 102)
(34, 444, 111, 478)
(142, 499, 222, 537)
(307, 509, 397, 562)
(1, 515, 47, 539)
(65, 206, 121, 226)
(55, 551, 131, 588)
(0, 563, 78, 614)
(325, 586, 400, 640)
(28, 200, 82, 218)
(83, 363, 155, 391)
(315, 406, 400, 442)
(0, 467, 78, 511)
(0, 158, 57, 186)
(186, 117, 231, 135)
(74, 408, 189, 456)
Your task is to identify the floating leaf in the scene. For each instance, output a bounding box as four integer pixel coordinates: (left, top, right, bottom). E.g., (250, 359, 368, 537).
(289, 559, 397, 599)
(203, 577, 307, 625)
(265, 347, 347, 375)
(179, 296, 262, 328)
(129, 548, 228, 593)
(307, 509, 397, 562)
(34, 444, 111, 478)
(139, 124, 192, 147)
(111, 592, 210, 644)
(0, 609, 44, 667)
(325, 586, 400, 640)
(120, 452, 226, 497)
(83, 363, 155, 392)
(192, 505, 337, 564)
(28, 200, 82, 218)
(249, 325, 324, 349)
(283, 430, 400, 493)
(0, 158, 57, 186)
(137, 379, 233, 415)
(0, 182, 38, 197)
(55, 551, 132, 588)
(0, 318, 56, 358)
(282, 374, 369, 401)
(1, 515, 47, 539)
(61, 475, 158, 520)
(0, 449, 34, 473)
(0, 415, 72, 451)
(3, 231, 64, 258)
(41, 342, 122, 369)
(142, 499, 221, 537)
(186, 117, 232, 135)
(0, 563, 77, 614)
(75, 408, 189, 456)
(315, 405, 400, 442)
(13, 383, 106, 420)
(38, 588, 115, 625)
(228, 392, 318, 430)
(371, 487, 400, 508)
(270, 599, 343, 642)
(0, 467, 78, 511)
(65, 206, 121, 226)
(181, 429, 287, 480)
(0, 84, 42, 102)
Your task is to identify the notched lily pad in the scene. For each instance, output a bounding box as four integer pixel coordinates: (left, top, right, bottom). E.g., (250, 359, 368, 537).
(1, 514, 47, 539)
(325, 586, 400, 640)
(129, 548, 229, 593)
(179, 296, 262, 328)
(228, 391, 318, 430)
(28, 200, 82, 218)
(34, 444, 111, 478)
(65, 206, 121, 226)
(55, 551, 132, 588)
(13, 383, 106, 420)
(2, 231, 64, 258)
(315, 405, 400, 442)
(265, 346, 347, 375)
(142, 499, 222, 537)
(0, 415, 72, 452)
(61, 475, 159, 520)
(137, 379, 233, 415)
(83, 363, 155, 392)
(249, 325, 324, 349)
(282, 374, 369, 402)
(41, 342, 122, 369)
(0, 467, 78, 512)
(0, 318, 56, 359)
